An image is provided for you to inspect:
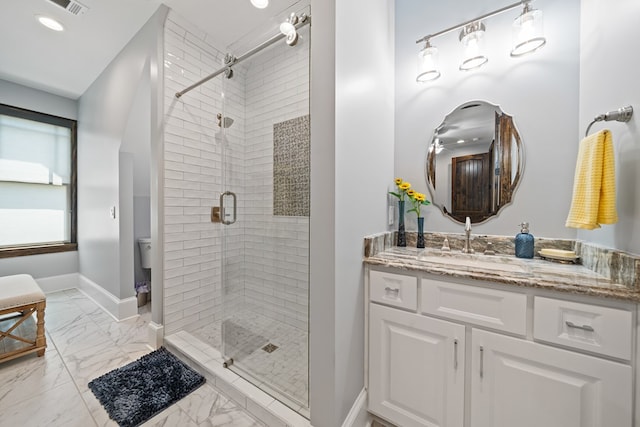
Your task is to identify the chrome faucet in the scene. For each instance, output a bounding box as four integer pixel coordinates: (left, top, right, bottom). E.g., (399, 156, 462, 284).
(462, 216, 474, 254)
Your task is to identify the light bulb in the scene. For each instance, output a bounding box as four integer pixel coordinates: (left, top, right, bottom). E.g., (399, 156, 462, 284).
(280, 13, 298, 35)
(250, 0, 269, 9)
(37, 16, 64, 32)
(280, 21, 295, 35)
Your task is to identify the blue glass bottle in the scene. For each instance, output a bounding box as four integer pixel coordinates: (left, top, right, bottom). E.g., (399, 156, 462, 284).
(515, 222, 534, 259)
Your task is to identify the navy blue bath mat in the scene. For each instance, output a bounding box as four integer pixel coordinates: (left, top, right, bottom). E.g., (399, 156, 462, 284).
(88, 347, 205, 427)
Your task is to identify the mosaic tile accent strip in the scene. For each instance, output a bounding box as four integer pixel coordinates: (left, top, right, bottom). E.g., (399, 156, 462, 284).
(273, 115, 310, 217)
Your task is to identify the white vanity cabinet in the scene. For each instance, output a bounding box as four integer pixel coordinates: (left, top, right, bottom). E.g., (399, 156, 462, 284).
(366, 267, 635, 427)
(470, 329, 632, 427)
(369, 303, 465, 427)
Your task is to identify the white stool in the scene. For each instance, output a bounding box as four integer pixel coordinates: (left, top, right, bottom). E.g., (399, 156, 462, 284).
(0, 274, 46, 363)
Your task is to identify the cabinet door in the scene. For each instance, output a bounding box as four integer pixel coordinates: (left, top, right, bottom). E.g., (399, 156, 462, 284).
(470, 329, 632, 427)
(369, 303, 465, 427)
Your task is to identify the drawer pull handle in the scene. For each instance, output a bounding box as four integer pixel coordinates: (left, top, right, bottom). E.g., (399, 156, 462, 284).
(479, 346, 484, 379)
(384, 287, 400, 297)
(453, 339, 458, 370)
(565, 321, 595, 332)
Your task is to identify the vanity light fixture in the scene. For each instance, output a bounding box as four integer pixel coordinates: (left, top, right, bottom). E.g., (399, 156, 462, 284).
(459, 22, 488, 71)
(415, 1, 546, 82)
(416, 39, 441, 82)
(250, 0, 269, 9)
(36, 15, 64, 32)
(510, 2, 546, 56)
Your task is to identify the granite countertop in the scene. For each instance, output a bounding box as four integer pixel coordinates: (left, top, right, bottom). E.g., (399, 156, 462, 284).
(365, 246, 640, 302)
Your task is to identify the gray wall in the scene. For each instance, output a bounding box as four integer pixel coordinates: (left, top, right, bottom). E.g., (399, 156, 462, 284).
(578, 0, 640, 254)
(77, 9, 164, 299)
(395, 0, 581, 239)
(310, 0, 395, 425)
(0, 252, 78, 279)
(0, 79, 79, 279)
(0, 79, 78, 118)
(120, 59, 152, 284)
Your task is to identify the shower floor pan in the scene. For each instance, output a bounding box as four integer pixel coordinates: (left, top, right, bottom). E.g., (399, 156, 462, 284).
(190, 309, 309, 415)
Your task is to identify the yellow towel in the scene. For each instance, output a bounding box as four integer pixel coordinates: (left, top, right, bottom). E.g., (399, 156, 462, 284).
(565, 129, 618, 229)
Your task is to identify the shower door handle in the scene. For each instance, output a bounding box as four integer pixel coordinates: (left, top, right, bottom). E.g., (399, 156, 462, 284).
(219, 191, 237, 225)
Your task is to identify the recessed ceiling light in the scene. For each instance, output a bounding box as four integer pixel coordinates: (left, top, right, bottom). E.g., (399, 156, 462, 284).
(36, 15, 65, 32)
(457, 139, 465, 144)
(250, 0, 268, 9)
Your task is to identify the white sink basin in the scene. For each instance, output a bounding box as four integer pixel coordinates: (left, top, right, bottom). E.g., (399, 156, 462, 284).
(420, 254, 528, 273)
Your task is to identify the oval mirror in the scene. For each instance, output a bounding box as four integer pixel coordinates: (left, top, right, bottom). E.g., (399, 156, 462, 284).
(425, 100, 524, 224)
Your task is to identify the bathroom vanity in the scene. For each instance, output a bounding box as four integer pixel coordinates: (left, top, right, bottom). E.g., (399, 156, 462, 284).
(364, 243, 639, 427)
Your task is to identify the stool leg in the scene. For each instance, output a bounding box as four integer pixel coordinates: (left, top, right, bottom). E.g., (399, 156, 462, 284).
(35, 301, 46, 357)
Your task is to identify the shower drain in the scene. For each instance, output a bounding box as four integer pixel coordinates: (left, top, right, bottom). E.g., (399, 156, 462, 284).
(262, 343, 279, 353)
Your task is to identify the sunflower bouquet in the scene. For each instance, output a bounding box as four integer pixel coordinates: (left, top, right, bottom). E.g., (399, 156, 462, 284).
(407, 190, 431, 218)
(389, 178, 412, 201)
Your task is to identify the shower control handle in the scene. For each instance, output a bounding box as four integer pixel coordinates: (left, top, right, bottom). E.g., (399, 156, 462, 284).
(220, 191, 237, 225)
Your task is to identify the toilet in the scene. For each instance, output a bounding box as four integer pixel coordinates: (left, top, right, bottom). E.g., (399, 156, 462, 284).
(138, 237, 152, 270)
(137, 238, 152, 306)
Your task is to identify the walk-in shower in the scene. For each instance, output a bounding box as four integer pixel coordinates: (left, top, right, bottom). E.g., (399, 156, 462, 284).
(162, 4, 311, 418)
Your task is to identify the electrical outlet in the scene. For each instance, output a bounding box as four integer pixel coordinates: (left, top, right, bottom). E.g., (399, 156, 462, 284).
(109, 206, 116, 219)
(388, 205, 394, 225)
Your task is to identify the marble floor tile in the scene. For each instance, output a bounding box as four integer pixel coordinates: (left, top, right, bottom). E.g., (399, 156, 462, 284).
(0, 346, 71, 408)
(0, 291, 263, 427)
(62, 343, 133, 394)
(142, 406, 199, 427)
(0, 380, 96, 427)
(80, 388, 119, 427)
(48, 317, 114, 356)
(177, 383, 262, 426)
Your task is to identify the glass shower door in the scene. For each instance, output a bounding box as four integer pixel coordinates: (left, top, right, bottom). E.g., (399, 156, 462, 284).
(219, 10, 310, 414)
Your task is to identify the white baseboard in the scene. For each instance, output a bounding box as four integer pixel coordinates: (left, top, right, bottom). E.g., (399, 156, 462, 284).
(36, 273, 79, 294)
(78, 274, 138, 321)
(342, 388, 370, 427)
(147, 321, 164, 349)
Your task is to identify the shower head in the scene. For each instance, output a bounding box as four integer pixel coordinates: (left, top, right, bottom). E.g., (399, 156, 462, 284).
(216, 113, 234, 128)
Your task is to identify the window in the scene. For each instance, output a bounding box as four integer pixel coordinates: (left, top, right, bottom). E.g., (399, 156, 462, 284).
(0, 104, 77, 257)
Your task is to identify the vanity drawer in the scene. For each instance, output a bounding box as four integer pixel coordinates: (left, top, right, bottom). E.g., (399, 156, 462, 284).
(421, 279, 527, 335)
(369, 270, 417, 311)
(533, 297, 633, 360)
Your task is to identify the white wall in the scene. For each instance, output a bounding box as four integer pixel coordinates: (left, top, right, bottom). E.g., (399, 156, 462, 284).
(308, 0, 337, 424)
(310, 0, 396, 425)
(578, 0, 640, 254)
(395, 0, 581, 239)
(77, 8, 164, 300)
(0, 79, 79, 279)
